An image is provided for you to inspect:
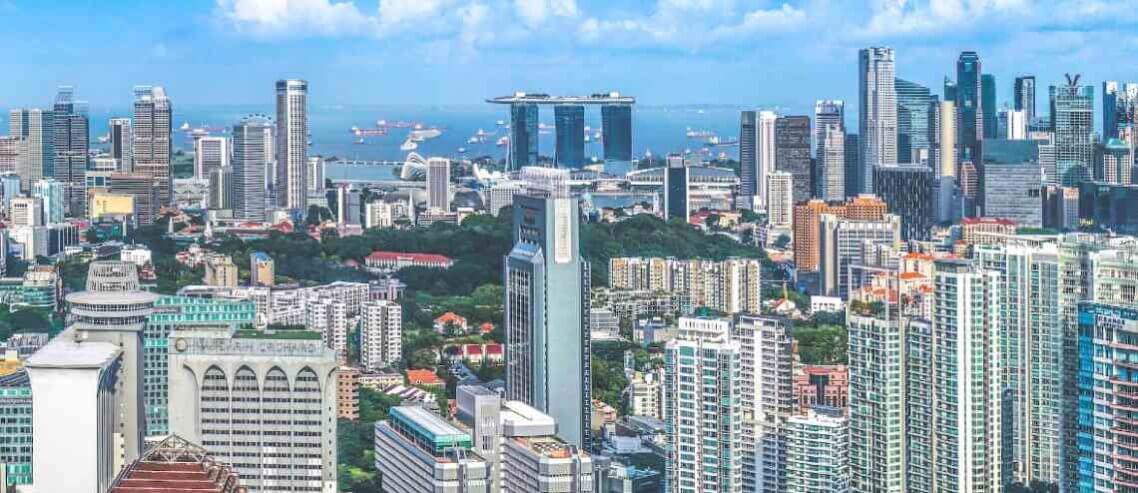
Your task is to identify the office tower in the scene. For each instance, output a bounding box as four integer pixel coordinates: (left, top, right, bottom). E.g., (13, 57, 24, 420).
(108, 172, 158, 225)
(907, 260, 1003, 493)
(9, 197, 42, 227)
(427, 157, 450, 211)
(66, 261, 159, 467)
(1050, 76, 1095, 186)
(143, 296, 255, 437)
(1015, 75, 1036, 123)
(982, 74, 998, 140)
(205, 168, 231, 211)
(1098, 137, 1133, 184)
(1, 174, 20, 210)
(232, 115, 272, 221)
(0, 137, 17, 175)
(30, 179, 63, 225)
(250, 251, 274, 286)
(818, 213, 901, 298)
(740, 111, 758, 204)
(895, 78, 933, 165)
(787, 407, 849, 493)
(193, 135, 228, 180)
(873, 163, 934, 240)
(9, 109, 52, 193)
(1078, 182, 1138, 232)
(360, 300, 401, 370)
(167, 328, 339, 492)
(109, 117, 132, 171)
(665, 317, 742, 492)
(814, 100, 845, 155)
(1104, 81, 1138, 139)
(792, 195, 887, 273)
(664, 154, 689, 221)
(554, 105, 585, 168)
(308, 155, 325, 193)
(509, 103, 539, 170)
(601, 104, 633, 161)
(51, 86, 89, 216)
(956, 52, 984, 163)
(936, 100, 958, 177)
(819, 124, 846, 200)
(733, 315, 795, 493)
(858, 47, 897, 194)
(775, 115, 812, 203)
(1001, 108, 1028, 140)
(1077, 302, 1138, 492)
(132, 85, 173, 206)
(275, 79, 308, 209)
(503, 168, 591, 447)
(0, 368, 31, 485)
(26, 332, 124, 492)
(974, 242, 1065, 486)
(757, 110, 778, 206)
(767, 171, 793, 228)
(844, 133, 860, 197)
(982, 163, 1044, 226)
(374, 405, 492, 492)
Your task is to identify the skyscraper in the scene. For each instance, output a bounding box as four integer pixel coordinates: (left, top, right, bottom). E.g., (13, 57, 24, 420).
(873, 163, 934, 240)
(767, 171, 793, 228)
(554, 105, 585, 169)
(740, 111, 758, 204)
(665, 317, 742, 492)
(275, 79, 308, 210)
(193, 135, 228, 180)
(503, 168, 591, 447)
(132, 86, 172, 206)
(601, 104, 632, 161)
(8, 109, 52, 192)
(818, 213, 901, 298)
(1078, 302, 1138, 492)
(775, 115, 812, 203)
(232, 115, 272, 221)
(664, 154, 689, 222)
(360, 300, 401, 370)
(31, 179, 64, 225)
(858, 47, 897, 194)
(895, 78, 932, 165)
(956, 51, 983, 162)
(907, 259, 1003, 492)
(814, 100, 845, 155)
(844, 133, 860, 198)
(982, 73, 997, 141)
(755, 111, 778, 207)
(52, 86, 89, 216)
(1050, 76, 1094, 186)
(1103, 80, 1138, 139)
(509, 103, 538, 170)
(427, 157, 450, 211)
(1015, 75, 1036, 123)
(937, 100, 958, 177)
(733, 315, 795, 493)
(108, 117, 132, 172)
(787, 408, 849, 493)
(819, 125, 846, 201)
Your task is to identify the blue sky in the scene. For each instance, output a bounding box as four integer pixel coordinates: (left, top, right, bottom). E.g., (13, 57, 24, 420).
(3, 0, 1138, 110)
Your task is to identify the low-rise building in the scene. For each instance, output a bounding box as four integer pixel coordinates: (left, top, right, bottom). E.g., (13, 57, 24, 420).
(374, 405, 491, 493)
(338, 366, 360, 421)
(793, 365, 849, 413)
(433, 311, 469, 334)
(366, 251, 454, 271)
(407, 368, 445, 388)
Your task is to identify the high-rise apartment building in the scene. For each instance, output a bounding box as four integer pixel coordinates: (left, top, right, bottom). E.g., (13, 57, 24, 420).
(956, 52, 984, 162)
(1015, 75, 1036, 123)
(1077, 302, 1138, 492)
(787, 407, 849, 493)
(109, 117, 132, 171)
(276, 79, 308, 210)
(168, 328, 339, 493)
(907, 259, 1003, 493)
(554, 105, 585, 168)
(767, 171, 793, 228)
(0, 137, 18, 175)
(203, 253, 238, 287)
(818, 213, 902, 298)
(52, 86, 89, 216)
(607, 257, 762, 315)
(427, 157, 450, 211)
(232, 115, 272, 221)
(503, 168, 591, 447)
(664, 317, 742, 493)
(873, 163, 934, 240)
(1050, 77, 1094, 186)
(194, 135, 229, 180)
(895, 78, 933, 165)
(8, 109, 52, 192)
(775, 115, 812, 203)
(733, 315, 795, 493)
(360, 300, 401, 370)
(792, 195, 888, 273)
(132, 85, 173, 206)
(858, 47, 897, 194)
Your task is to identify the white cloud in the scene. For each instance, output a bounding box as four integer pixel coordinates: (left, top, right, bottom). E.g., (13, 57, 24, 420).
(514, 0, 579, 27)
(215, 0, 375, 37)
(378, 0, 451, 28)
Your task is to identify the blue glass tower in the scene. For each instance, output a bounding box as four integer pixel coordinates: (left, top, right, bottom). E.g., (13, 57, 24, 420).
(601, 104, 633, 161)
(509, 103, 538, 170)
(1050, 79, 1094, 186)
(895, 78, 932, 164)
(554, 105, 585, 169)
(664, 155, 689, 221)
(982, 74, 997, 141)
(956, 52, 982, 162)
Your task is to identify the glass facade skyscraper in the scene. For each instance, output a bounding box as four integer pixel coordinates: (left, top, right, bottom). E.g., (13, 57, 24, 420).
(51, 86, 88, 216)
(664, 155, 689, 221)
(554, 105, 585, 169)
(956, 51, 983, 162)
(1103, 81, 1138, 139)
(509, 103, 538, 170)
(982, 74, 997, 141)
(1050, 80, 1094, 186)
(858, 47, 897, 194)
(775, 115, 812, 203)
(232, 115, 273, 221)
(740, 111, 758, 201)
(872, 163, 934, 240)
(895, 78, 932, 165)
(601, 104, 632, 161)
(1015, 75, 1036, 123)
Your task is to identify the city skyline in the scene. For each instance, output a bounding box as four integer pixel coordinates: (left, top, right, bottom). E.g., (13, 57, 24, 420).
(4, 1, 1138, 109)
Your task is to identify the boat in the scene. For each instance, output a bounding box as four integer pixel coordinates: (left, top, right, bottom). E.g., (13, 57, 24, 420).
(409, 128, 442, 141)
(686, 129, 714, 139)
(496, 120, 506, 126)
(351, 126, 360, 133)
(400, 138, 418, 151)
(584, 135, 592, 143)
(496, 136, 508, 147)
(355, 137, 365, 145)
(593, 131, 602, 140)
(457, 147, 467, 153)
(467, 136, 480, 144)
(179, 122, 191, 131)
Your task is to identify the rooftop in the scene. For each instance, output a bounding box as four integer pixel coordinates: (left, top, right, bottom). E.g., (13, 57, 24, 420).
(367, 251, 454, 264)
(389, 406, 472, 454)
(486, 92, 634, 105)
(109, 434, 244, 493)
(25, 331, 121, 369)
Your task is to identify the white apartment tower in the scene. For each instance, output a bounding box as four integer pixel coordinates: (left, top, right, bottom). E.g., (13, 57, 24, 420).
(360, 300, 402, 370)
(767, 171, 793, 228)
(734, 315, 795, 493)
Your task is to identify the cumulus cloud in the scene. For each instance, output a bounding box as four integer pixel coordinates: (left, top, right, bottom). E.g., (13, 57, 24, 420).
(514, 0, 579, 27)
(215, 0, 375, 37)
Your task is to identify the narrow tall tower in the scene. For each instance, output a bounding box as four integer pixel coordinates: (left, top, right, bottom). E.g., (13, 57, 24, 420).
(275, 79, 308, 210)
